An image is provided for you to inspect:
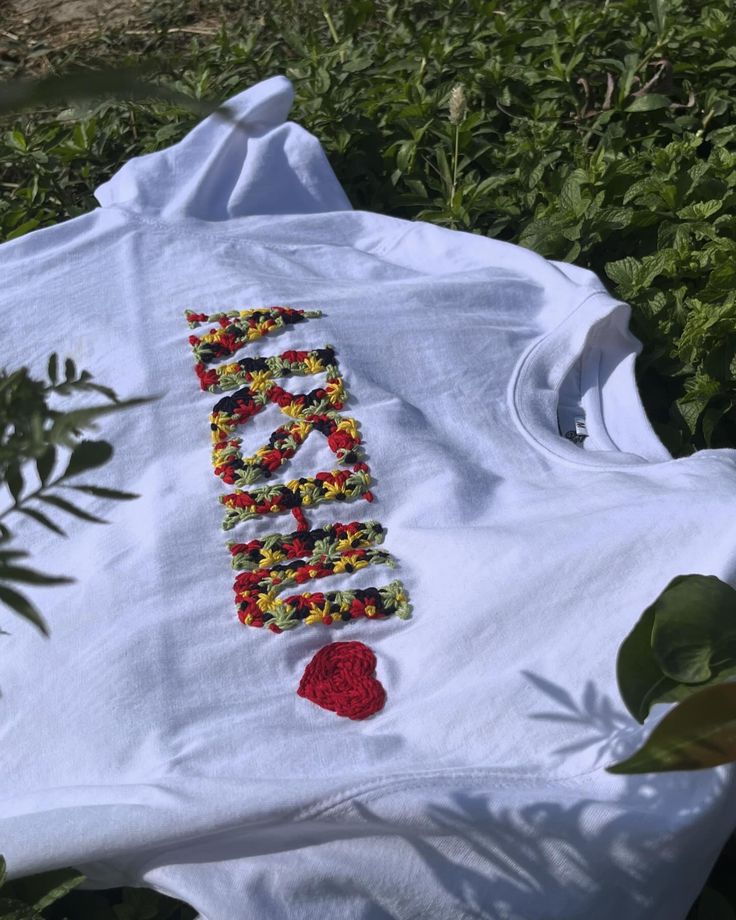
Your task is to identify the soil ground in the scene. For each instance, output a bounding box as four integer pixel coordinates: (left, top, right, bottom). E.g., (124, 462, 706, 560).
(6, 0, 141, 25)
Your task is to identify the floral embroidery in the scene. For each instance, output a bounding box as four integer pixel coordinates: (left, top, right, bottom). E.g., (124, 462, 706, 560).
(182, 305, 411, 657)
(195, 346, 340, 394)
(209, 358, 360, 488)
(297, 641, 386, 720)
(221, 464, 373, 531)
(235, 575, 409, 633)
(186, 307, 321, 365)
(229, 520, 386, 569)
(229, 520, 410, 632)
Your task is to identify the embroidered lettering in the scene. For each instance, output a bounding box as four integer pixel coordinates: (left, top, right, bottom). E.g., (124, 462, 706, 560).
(229, 520, 410, 633)
(183, 304, 411, 636)
(187, 307, 321, 373)
(209, 348, 361, 488)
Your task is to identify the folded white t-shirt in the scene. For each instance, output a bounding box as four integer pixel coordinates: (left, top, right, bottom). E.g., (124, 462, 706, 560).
(2, 74, 736, 920)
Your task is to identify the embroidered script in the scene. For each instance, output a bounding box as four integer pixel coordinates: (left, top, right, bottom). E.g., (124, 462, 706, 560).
(185, 307, 411, 634)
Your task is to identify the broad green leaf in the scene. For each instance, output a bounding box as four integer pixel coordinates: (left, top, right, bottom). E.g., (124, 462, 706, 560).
(675, 395, 710, 435)
(61, 440, 113, 479)
(677, 200, 723, 221)
(0, 584, 48, 636)
(626, 93, 672, 112)
(35, 447, 55, 486)
(607, 683, 736, 773)
(39, 494, 109, 524)
(639, 249, 675, 287)
(650, 574, 736, 683)
(17, 508, 66, 537)
(616, 603, 680, 723)
(617, 574, 736, 722)
(649, 0, 667, 35)
(559, 173, 584, 216)
(7, 130, 27, 152)
(605, 256, 641, 292)
(598, 207, 634, 229)
(6, 220, 40, 241)
(67, 485, 139, 500)
(64, 358, 76, 382)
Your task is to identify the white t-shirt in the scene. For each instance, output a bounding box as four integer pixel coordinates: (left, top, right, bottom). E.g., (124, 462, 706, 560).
(2, 74, 736, 920)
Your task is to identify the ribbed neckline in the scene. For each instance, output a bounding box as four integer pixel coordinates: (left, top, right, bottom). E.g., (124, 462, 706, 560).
(507, 290, 736, 471)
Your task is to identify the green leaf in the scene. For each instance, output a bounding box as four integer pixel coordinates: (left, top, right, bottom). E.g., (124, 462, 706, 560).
(616, 603, 674, 723)
(0, 897, 44, 919)
(676, 395, 710, 435)
(0, 855, 6, 888)
(67, 485, 139, 500)
(38, 494, 109, 524)
(5, 464, 23, 503)
(63, 358, 76, 382)
(17, 868, 85, 911)
(6, 220, 40, 241)
(35, 447, 55, 486)
(17, 508, 66, 537)
(0, 584, 48, 636)
(607, 683, 736, 773)
(677, 200, 723, 221)
(605, 256, 641, 292)
(626, 93, 672, 112)
(649, 0, 667, 36)
(598, 207, 634, 229)
(650, 574, 736, 683)
(617, 574, 736, 724)
(61, 440, 113, 479)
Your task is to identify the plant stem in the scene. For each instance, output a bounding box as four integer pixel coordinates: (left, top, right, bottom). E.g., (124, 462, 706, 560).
(450, 123, 460, 228)
(323, 10, 339, 45)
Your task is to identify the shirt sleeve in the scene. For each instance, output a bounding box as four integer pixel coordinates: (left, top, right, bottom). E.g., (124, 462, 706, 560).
(93, 75, 352, 219)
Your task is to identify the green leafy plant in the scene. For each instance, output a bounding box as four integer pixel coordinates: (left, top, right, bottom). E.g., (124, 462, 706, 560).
(0, 856, 85, 920)
(609, 574, 736, 773)
(0, 855, 195, 919)
(0, 355, 149, 635)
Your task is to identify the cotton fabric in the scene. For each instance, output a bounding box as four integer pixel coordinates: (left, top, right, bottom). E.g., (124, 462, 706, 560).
(2, 75, 736, 920)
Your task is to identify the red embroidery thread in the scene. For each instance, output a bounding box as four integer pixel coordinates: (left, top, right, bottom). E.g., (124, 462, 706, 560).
(297, 641, 386, 720)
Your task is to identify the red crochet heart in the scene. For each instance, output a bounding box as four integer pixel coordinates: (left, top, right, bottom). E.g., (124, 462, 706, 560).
(297, 641, 386, 720)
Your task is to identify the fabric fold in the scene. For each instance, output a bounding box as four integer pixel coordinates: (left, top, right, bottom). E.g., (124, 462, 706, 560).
(94, 75, 352, 219)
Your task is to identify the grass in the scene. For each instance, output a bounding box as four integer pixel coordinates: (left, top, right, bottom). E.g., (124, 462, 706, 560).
(1, 0, 736, 916)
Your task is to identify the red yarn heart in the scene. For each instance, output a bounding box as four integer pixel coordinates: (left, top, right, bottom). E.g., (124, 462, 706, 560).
(297, 641, 386, 720)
